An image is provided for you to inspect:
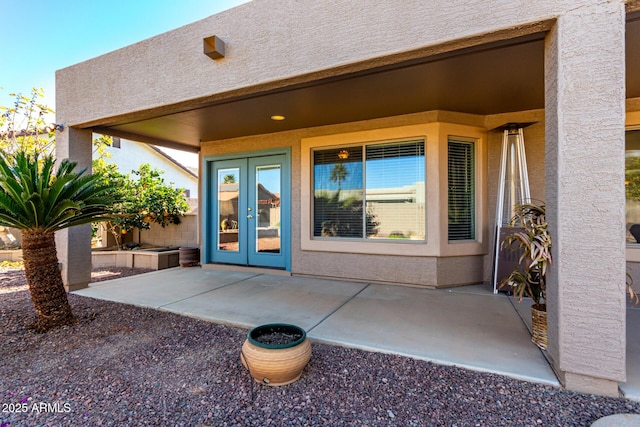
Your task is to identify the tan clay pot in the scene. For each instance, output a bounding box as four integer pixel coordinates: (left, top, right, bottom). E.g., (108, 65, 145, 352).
(240, 323, 312, 386)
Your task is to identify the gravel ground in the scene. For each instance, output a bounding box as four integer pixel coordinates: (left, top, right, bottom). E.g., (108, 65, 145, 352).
(1, 267, 640, 426)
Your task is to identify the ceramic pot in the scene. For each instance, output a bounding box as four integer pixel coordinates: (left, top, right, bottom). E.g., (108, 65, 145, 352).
(240, 323, 312, 386)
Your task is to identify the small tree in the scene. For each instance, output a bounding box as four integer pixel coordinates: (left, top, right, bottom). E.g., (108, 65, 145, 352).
(0, 151, 114, 331)
(0, 88, 115, 331)
(93, 161, 190, 248)
(0, 88, 55, 156)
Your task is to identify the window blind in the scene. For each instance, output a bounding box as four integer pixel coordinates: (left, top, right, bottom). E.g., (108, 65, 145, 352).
(448, 140, 475, 241)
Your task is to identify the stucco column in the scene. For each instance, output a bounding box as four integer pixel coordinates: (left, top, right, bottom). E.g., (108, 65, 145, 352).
(55, 127, 93, 292)
(544, 2, 626, 396)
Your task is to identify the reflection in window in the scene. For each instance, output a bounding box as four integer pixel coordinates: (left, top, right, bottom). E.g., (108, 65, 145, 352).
(313, 140, 425, 240)
(626, 130, 640, 243)
(365, 142, 425, 240)
(313, 147, 364, 238)
(256, 165, 281, 253)
(218, 168, 239, 251)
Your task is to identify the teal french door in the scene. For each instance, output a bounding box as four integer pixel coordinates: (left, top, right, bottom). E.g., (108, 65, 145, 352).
(212, 154, 289, 269)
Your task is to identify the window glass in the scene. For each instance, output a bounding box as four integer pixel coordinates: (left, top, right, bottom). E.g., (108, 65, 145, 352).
(626, 130, 640, 244)
(313, 140, 425, 241)
(313, 147, 364, 238)
(365, 141, 425, 240)
(448, 139, 475, 241)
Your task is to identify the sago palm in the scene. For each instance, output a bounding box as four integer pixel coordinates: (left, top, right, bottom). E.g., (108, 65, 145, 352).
(0, 150, 113, 331)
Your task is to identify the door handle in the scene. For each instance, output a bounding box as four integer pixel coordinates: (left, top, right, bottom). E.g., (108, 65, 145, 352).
(247, 215, 253, 219)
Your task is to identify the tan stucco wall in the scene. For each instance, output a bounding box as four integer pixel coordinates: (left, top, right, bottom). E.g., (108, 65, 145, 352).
(201, 111, 488, 287)
(437, 256, 486, 287)
(55, 127, 93, 291)
(544, 3, 627, 395)
(57, 0, 592, 128)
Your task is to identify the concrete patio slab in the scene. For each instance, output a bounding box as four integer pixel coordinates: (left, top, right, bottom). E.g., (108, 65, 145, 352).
(75, 267, 561, 387)
(309, 283, 558, 385)
(162, 274, 368, 331)
(75, 268, 256, 308)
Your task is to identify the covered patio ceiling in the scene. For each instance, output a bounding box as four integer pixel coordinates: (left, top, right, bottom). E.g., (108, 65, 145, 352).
(95, 14, 640, 152)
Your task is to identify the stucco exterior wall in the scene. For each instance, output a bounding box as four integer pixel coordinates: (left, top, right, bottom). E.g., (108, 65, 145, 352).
(544, 3, 626, 394)
(201, 111, 487, 287)
(437, 256, 486, 287)
(55, 127, 93, 292)
(57, 0, 587, 128)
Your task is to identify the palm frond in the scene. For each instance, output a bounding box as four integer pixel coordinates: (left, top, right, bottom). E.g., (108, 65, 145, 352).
(500, 202, 551, 305)
(0, 150, 115, 232)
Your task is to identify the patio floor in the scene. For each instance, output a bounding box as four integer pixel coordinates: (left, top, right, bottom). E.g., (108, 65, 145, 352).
(73, 266, 640, 398)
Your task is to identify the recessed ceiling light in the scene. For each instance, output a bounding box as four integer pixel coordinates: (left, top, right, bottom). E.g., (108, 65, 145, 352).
(270, 115, 286, 121)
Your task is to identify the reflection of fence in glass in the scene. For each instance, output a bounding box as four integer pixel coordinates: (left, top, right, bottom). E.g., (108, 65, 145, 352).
(365, 182, 425, 240)
(258, 201, 280, 228)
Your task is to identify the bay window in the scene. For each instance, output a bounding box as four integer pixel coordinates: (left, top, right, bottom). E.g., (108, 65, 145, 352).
(312, 140, 426, 241)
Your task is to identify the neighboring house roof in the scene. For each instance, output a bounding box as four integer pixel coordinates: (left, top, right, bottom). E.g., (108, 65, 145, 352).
(148, 145, 198, 178)
(98, 138, 198, 207)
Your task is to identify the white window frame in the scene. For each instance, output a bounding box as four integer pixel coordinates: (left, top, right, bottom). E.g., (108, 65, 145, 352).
(311, 140, 427, 243)
(301, 123, 486, 257)
(625, 124, 640, 262)
(447, 137, 477, 242)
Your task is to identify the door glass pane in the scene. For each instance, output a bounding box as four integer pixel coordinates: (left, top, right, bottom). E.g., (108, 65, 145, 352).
(218, 168, 239, 252)
(255, 165, 281, 253)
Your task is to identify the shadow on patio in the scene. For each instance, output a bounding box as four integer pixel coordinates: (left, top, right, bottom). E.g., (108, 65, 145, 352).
(74, 266, 638, 397)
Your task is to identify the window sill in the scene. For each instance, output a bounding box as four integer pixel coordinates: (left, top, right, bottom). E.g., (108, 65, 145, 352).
(302, 238, 437, 256)
(301, 237, 485, 257)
